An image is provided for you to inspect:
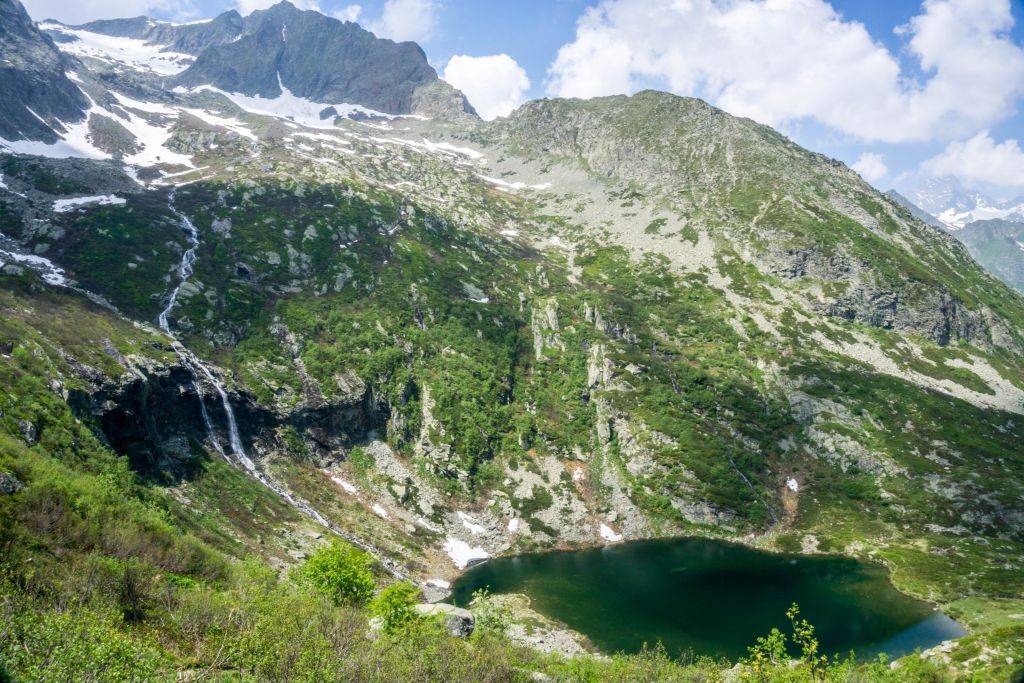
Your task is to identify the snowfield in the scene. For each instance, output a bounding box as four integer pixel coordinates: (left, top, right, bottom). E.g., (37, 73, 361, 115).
(442, 538, 490, 569)
(179, 75, 396, 129)
(40, 23, 193, 76)
(52, 195, 126, 212)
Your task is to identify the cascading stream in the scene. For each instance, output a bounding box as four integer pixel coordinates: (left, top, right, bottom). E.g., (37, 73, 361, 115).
(157, 191, 200, 332)
(159, 191, 406, 578)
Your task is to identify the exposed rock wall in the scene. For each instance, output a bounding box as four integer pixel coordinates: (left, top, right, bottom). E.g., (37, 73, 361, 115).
(67, 354, 386, 478)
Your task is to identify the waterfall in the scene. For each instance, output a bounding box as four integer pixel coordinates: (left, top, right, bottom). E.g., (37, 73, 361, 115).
(157, 190, 200, 333)
(194, 380, 224, 456)
(157, 192, 406, 578)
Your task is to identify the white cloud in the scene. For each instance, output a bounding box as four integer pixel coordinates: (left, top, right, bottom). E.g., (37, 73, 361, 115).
(443, 54, 530, 120)
(852, 153, 888, 184)
(546, 0, 1024, 144)
(332, 3, 361, 22)
(236, 0, 320, 14)
(21, 0, 192, 23)
(366, 0, 438, 43)
(922, 131, 1024, 189)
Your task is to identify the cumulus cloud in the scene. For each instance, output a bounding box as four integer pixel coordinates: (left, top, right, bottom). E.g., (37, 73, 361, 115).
(922, 132, 1024, 189)
(332, 4, 361, 22)
(443, 54, 530, 120)
(546, 0, 1024, 144)
(22, 0, 194, 23)
(366, 0, 438, 43)
(852, 153, 888, 184)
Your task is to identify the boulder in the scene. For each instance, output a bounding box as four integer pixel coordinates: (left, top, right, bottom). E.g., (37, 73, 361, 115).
(414, 603, 475, 638)
(0, 471, 24, 495)
(17, 419, 37, 446)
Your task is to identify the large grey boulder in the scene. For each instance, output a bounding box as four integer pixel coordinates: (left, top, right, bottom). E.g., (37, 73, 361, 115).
(0, 471, 24, 495)
(414, 603, 475, 638)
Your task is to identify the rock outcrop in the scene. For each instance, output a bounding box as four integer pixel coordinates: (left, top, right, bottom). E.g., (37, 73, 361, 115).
(66, 353, 387, 478)
(414, 603, 474, 637)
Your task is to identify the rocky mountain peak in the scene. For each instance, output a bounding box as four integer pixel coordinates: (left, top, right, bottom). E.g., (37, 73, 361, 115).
(57, 0, 475, 119)
(167, 2, 475, 118)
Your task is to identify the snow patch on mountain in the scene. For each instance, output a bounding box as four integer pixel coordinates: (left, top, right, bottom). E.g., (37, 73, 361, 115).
(937, 202, 1024, 229)
(0, 240, 68, 286)
(442, 538, 489, 569)
(0, 111, 107, 160)
(178, 75, 395, 129)
(476, 174, 551, 192)
(53, 195, 126, 212)
(101, 95, 194, 168)
(181, 108, 257, 141)
(41, 23, 193, 76)
(2, 90, 196, 168)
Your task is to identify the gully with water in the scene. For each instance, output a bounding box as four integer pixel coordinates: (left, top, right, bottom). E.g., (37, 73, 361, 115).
(158, 192, 408, 578)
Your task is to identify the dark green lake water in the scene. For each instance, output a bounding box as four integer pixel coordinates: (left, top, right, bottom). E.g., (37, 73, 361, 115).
(450, 538, 964, 661)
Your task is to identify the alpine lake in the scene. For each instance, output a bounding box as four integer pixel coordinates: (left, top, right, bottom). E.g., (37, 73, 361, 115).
(450, 537, 964, 662)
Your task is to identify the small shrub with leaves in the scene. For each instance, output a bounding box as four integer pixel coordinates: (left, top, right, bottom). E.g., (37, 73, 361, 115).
(369, 581, 421, 634)
(290, 541, 376, 606)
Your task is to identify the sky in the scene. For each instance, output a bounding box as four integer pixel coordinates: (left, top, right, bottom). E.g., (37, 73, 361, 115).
(21, 0, 1024, 199)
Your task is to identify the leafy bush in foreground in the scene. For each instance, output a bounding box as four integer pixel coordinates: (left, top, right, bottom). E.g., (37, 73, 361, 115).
(291, 540, 376, 606)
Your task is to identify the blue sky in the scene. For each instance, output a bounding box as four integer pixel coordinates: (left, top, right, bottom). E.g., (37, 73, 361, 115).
(23, 0, 1024, 198)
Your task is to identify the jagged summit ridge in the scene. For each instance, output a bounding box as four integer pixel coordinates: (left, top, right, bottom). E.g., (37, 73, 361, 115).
(56, 0, 476, 119)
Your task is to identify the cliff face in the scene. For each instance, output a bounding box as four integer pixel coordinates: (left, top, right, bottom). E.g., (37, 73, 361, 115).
(0, 0, 89, 142)
(67, 352, 388, 479)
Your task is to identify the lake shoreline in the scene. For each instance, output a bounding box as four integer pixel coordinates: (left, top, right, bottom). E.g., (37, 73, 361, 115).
(447, 535, 967, 663)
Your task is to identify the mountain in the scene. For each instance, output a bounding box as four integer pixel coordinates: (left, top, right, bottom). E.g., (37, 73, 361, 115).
(0, 0, 89, 142)
(885, 189, 945, 229)
(893, 181, 1024, 294)
(910, 175, 1024, 228)
(957, 219, 1024, 293)
(73, 12, 246, 55)
(52, 1, 475, 119)
(491, 92, 1020, 349)
(2, 0, 1023, 679)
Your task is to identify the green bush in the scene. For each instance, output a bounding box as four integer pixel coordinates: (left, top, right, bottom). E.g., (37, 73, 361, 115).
(291, 541, 376, 606)
(0, 590, 167, 682)
(369, 581, 420, 634)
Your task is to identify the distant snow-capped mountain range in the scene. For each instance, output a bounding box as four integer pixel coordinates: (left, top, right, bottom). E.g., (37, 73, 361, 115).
(908, 176, 1024, 229)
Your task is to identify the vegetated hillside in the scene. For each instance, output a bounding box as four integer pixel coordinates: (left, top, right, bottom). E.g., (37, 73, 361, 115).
(955, 219, 1024, 294)
(1, 1, 1023, 679)
(489, 92, 1024, 352)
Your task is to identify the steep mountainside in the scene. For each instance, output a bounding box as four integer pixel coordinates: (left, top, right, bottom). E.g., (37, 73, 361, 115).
(54, 1, 475, 119)
(886, 190, 945, 229)
(0, 0, 88, 142)
(956, 219, 1024, 293)
(485, 93, 1024, 351)
(2, 1, 1024, 679)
